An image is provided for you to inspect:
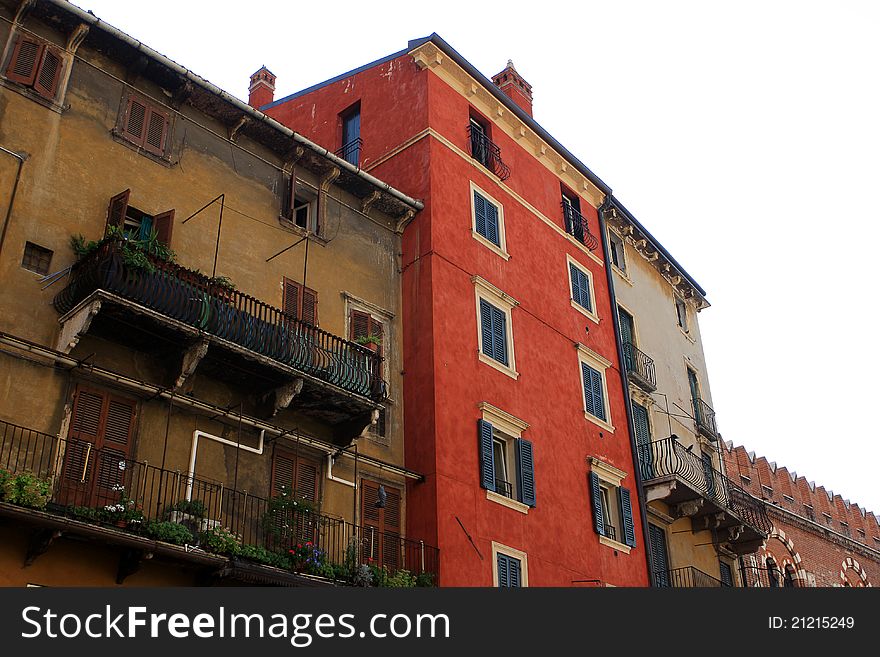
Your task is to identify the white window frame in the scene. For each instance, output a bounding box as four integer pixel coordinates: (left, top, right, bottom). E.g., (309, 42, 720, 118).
(342, 290, 394, 403)
(470, 181, 509, 260)
(474, 276, 519, 380)
(480, 402, 530, 514)
(608, 228, 628, 277)
(589, 457, 632, 554)
(675, 296, 689, 334)
(577, 343, 614, 433)
(566, 254, 599, 324)
(491, 541, 529, 587)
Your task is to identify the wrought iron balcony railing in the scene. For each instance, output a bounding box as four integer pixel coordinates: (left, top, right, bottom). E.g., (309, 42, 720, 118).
(622, 341, 656, 391)
(638, 437, 771, 535)
(494, 479, 513, 499)
(654, 566, 728, 588)
(603, 524, 617, 541)
(0, 419, 438, 582)
(739, 564, 798, 588)
(53, 239, 385, 401)
(693, 397, 718, 439)
(467, 124, 510, 181)
(335, 137, 363, 167)
(561, 202, 599, 251)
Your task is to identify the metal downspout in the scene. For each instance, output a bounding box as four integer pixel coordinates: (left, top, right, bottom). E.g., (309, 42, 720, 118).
(0, 147, 26, 261)
(597, 198, 656, 586)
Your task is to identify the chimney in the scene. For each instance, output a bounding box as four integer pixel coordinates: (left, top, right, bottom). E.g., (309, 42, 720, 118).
(248, 66, 276, 109)
(491, 60, 533, 117)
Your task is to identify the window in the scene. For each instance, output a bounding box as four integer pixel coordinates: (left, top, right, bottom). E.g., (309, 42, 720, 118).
(608, 230, 626, 273)
(282, 277, 318, 325)
(840, 522, 850, 538)
(4, 34, 64, 101)
(268, 451, 320, 548)
(350, 309, 384, 353)
(474, 276, 518, 378)
(469, 117, 490, 168)
(492, 542, 528, 587)
(105, 189, 174, 246)
(21, 242, 53, 274)
(361, 479, 401, 570)
(675, 297, 689, 332)
(561, 190, 587, 244)
(822, 512, 833, 526)
(470, 183, 507, 257)
(803, 504, 815, 521)
(567, 255, 597, 321)
(339, 103, 361, 166)
(118, 93, 171, 157)
(578, 344, 613, 431)
(588, 459, 636, 551)
(719, 560, 734, 587)
(478, 417, 535, 508)
(280, 172, 319, 234)
(783, 564, 796, 587)
(767, 557, 779, 587)
(648, 524, 670, 587)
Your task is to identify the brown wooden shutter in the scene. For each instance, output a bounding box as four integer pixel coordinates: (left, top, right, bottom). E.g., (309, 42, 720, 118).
(106, 189, 130, 234)
(272, 451, 295, 495)
(301, 287, 318, 325)
(5, 36, 42, 85)
(33, 46, 62, 99)
(295, 460, 319, 503)
(123, 96, 148, 146)
(152, 209, 174, 246)
(282, 278, 300, 320)
(70, 389, 104, 440)
(351, 310, 370, 341)
(144, 107, 169, 156)
(281, 171, 296, 220)
(360, 480, 401, 569)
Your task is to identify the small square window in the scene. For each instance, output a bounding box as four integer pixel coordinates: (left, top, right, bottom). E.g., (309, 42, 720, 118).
(609, 230, 626, 273)
(588, 465, 635, 549)
(675, 297, 689, 332)
(477, 417, 535, 508)
(21, 242, 53, 275)
(492, 542, 528, 587)
(4, 34, 65, 102)
(470, 183, 507, 258)
(479, 298, 508, 366)
(581, 362, 607, 422)
(803, 504, 815, 521)
(117, 92, 171, 158)
(568, 257, 596, 319)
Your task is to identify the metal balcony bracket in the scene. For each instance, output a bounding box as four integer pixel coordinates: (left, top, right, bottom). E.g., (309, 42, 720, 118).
(332, 408, 380, 446)
(24, 528, 62, 567)
(116, 548, 152, 585)
(259, 377, 304, 419)
(672, 498, 704, 518)
(173, 339, 210, 392)
(56, 298, 102, 354)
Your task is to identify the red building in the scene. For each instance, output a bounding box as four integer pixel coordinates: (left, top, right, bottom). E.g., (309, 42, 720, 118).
(255, 35, 649, 586)
(722, 442, 879, 587)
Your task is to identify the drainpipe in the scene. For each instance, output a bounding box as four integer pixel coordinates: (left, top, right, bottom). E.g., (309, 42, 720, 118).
(597, 196, 655, 586)
(0, 147, 27, 261)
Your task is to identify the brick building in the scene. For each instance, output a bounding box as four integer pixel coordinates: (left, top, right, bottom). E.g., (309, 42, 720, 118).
(722, 442, 879, 587)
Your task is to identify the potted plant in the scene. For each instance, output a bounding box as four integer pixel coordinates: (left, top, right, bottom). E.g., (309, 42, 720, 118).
(167, 499, 216, 533)
(102, 484, 144, 528)
(354, 333, 383, 352)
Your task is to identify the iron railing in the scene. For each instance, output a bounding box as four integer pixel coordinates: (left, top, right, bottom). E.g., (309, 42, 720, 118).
(467, 124, 510, 181)
(561, 202, 599, 251)
(0, 419, 438, 581)
(654, 566, 728, 588)
(603, 525, 617, 541)
(739, 563, 798, 588)
(638, 437, 771, 534)
(335, 137, 362, 166)
(494, 479, 513, 499)
(53, 239, 385, 401)
(693, 397, 718, 438)
(622, 341, 656, 390)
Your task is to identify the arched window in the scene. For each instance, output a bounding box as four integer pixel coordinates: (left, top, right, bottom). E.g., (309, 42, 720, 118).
(783, 564, 795, 588)
(767, 557, 780, 588)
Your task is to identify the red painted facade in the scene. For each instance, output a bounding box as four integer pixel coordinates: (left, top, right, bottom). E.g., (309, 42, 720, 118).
(262, 41, 649, 586)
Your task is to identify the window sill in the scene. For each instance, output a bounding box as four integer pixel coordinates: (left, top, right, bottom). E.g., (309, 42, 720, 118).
(0, 79, 66, 114)
(598, 534, 632, 554)
(278, 217, 328, 244)
(472, 231, 510, 260)
(678, 326, 696, 343)
(570, 299, 600, 324)
(584, 412, 614, 434)
(486, 490, 529, 514)
(110, 131, 173, 168)
(612, 264, 633, 286)
(479, 352, 519, 380)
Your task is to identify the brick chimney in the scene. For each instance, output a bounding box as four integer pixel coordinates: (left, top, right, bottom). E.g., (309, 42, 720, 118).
(248, 66, 276, 109)
(491, 60, 533, 117)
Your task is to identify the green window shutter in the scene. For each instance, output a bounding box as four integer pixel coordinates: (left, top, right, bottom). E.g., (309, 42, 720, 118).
(478, 419, 496, 492)
(648, 524, 670, 587)
(589, 471, 605, 536)
(619, 486, 636, 548)
(632, 402, 650, 445)
(516, 438, 536, 507)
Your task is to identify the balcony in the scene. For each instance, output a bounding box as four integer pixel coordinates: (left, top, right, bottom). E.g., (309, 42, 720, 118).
(467, 124, 510, 181)
(693, 397, 718, 441)
(654, 566, 728, 588)
(739, 564, 798, 588)
(53, 239, 384, 442)
(622, 341, 656, 392)
(561, 202, 599, 251)
(0, 419, 439, 586)
(639, 436, 770, 554)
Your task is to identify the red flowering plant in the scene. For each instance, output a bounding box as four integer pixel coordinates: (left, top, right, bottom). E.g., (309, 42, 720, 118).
(288, 541, 327, 574)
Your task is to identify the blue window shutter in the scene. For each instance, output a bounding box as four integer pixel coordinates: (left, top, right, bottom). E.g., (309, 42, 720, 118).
(478, 419, 495, 492)
(619, 486, 636, 547)
(589, 471, 605, 536)
(479, 299, 494, 359)
(632, 403, 650, 445)
(492, 305, 507, 365)
(571, 266, 592, 312)
(582, 363, 606, 421)
(569, 263, 582, 306)
(516, 438, 536, 507)
(497, 553, 509, 587)
(509, 557, 521, 587)
(474, 191, 488, 238)
(485, 200, 500, 246)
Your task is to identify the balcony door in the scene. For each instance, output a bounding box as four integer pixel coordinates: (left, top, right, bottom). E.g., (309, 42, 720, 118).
(59, 386, 137, 509)
(618, 307, 635, 372)
(632, 401, 654, 479)
(687, 367, 702, 423)
(648, 523, 670, 587)
(361, 479, 401, 571)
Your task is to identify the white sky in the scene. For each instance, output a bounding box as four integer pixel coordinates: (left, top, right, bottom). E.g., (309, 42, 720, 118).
(73, 1, 880, 513)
